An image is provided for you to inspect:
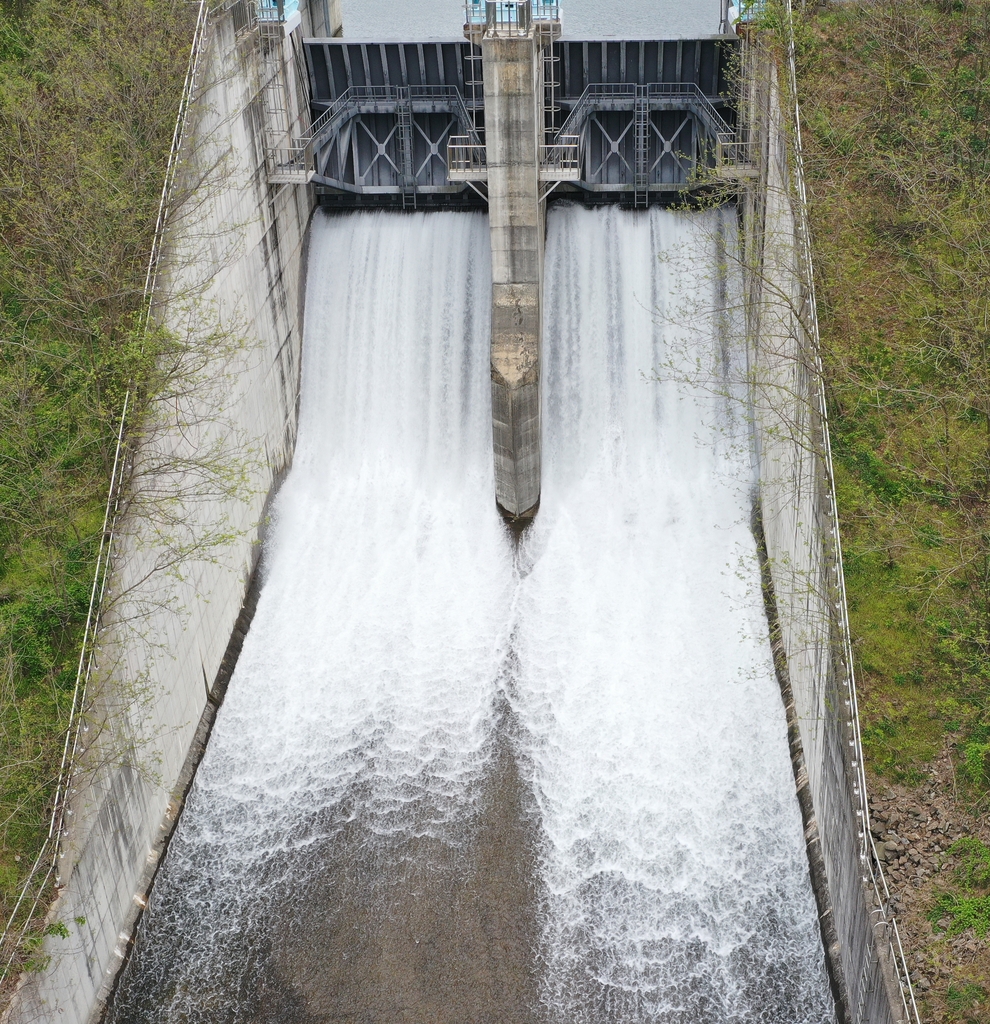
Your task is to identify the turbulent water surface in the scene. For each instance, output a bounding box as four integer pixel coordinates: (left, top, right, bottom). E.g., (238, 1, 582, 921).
(516, 205, 832, 1023)
(108, 206, 834, 1024)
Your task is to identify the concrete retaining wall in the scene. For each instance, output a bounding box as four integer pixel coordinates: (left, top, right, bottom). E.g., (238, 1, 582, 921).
(3, 7, 317, 1023)
(743, 34, 912, 1024)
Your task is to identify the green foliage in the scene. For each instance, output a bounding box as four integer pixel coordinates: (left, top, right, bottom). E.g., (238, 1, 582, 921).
(930, 892, 990, 937)
(948, 836, 990, 889)
(963, 742, 990, 785)
(797, 0, 990, 790)
(0, 0, 194, 932)
(930, 839, 990, 935)
(19, 918, 71, 973)
(742, 0, 784, 34)
(946, 983, 986, 1014)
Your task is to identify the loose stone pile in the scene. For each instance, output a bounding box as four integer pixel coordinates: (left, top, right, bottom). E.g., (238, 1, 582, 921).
(865, 755, 989, 1020)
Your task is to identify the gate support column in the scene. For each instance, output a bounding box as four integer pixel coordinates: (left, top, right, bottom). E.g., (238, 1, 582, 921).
(481, 3, 544, 518)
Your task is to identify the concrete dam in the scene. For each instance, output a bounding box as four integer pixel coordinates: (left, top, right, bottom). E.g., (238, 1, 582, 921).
(1, 2, 916, 1023)
(106, 206, 833, 1022)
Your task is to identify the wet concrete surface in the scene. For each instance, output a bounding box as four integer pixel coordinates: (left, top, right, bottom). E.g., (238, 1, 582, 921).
(251, 716, 544, 1024)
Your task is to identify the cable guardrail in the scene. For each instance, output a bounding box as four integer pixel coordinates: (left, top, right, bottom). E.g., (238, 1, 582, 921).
(0, 0, 211, 992)
(780, 0, 921, 1019)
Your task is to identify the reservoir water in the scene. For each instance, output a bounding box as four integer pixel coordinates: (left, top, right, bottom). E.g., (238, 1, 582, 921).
(108, 206, 834, 1023)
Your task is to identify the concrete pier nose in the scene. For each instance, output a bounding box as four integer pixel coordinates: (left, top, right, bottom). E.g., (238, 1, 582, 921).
(478, 2, 550, 518)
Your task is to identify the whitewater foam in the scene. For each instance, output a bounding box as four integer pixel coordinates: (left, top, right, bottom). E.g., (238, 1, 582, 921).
(512, 203, 833, 1023)
(109, 205, 833, 1024)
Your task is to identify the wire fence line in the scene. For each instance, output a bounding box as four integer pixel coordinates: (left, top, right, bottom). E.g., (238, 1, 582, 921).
(0, 0, 211, 993)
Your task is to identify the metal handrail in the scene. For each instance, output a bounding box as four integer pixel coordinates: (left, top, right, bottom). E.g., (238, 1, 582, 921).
(736, 0, 766, 23)
(446, 132, 579, 182)
(255, 0, 285, 23)
(447, 135, 488, 179)
(556, 82, 733, 144)
(489, 0, 530, 33)
(0, 0, 212, 991)
(268, 144, 312, 182)
(715, 133, 753, 168)
(308, 85, 481, 154)
(552, 81, 743, 179)
(464, 0, 559, 31)
(540, 135, 580, 178)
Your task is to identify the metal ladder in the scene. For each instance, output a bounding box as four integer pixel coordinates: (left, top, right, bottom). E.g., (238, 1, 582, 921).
(397, 87, 417, 209)
(633, 85, 649, 208)
(464, 44, 484, 136)
(542, 36, 561, 144)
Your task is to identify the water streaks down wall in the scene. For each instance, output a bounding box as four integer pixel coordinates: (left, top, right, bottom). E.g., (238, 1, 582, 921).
(102, 205, 836, 1023)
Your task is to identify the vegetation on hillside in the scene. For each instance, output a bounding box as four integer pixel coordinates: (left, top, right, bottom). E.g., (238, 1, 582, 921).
(0, 0, 195, 934)
(796, 0, 990, 805)
(794, 0, 990, 1017)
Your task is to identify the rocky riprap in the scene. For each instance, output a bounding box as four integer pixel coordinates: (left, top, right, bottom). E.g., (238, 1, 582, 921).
(865, 750, 989, 1022)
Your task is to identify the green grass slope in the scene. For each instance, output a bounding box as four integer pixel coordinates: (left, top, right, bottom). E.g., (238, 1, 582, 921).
(796, 1, 990, 1016)
(0, 0, 194, 940)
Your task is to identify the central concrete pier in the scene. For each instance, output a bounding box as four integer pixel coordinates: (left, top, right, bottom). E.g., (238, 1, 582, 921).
(481, 5, 546, 517)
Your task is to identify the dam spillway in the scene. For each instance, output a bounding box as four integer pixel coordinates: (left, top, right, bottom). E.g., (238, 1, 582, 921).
(106, 206, 834, 1023)
(518, 205, 832, 1021)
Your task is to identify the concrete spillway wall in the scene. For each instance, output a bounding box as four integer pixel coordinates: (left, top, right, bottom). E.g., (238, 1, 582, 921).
(2, 6, 317, 1022)
(742, 32, 915, 1024)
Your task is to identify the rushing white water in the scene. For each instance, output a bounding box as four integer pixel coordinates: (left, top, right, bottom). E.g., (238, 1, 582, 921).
(514, 203, 833, 1022)
(110, 206, 833, 1024)
(109, 210, 515, 1021)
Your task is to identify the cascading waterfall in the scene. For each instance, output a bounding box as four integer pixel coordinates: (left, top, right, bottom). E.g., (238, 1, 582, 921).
(108, 211, 523, 1023)
(513, 204, 834, 1023)
(108, 206, 834, 1024)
